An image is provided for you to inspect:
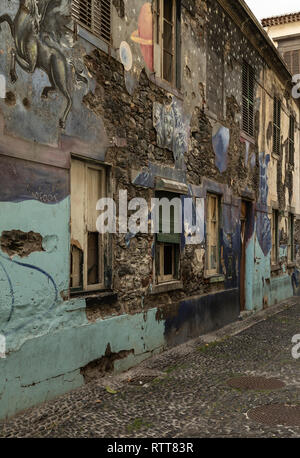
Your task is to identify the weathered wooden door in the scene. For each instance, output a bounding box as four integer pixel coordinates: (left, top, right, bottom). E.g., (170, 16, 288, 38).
(240, 201, 247, 311)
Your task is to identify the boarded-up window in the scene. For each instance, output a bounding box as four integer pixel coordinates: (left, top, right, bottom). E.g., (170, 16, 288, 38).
(271, 210, 279, 265)
(288, 213, 295, 263)
(71, 0, 111, 43)
(273, 97, 281, 155)
(155, 191, 181, 284)
(242, 61, 254, 137)
(70, 159, 106, 292)
(206, 194, 220, 276)
(288, 115, 295, 166)
(154, 0, 180, 86)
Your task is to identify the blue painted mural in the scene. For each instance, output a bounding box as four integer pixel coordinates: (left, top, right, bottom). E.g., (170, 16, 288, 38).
(0, 156, 68, 204)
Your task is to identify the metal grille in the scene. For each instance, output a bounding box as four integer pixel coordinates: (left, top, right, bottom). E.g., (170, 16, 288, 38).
(273, 96, 281, 155)
(242, 61, 254, 137)
(227, 376, 285, 391)
(248, 405, 300, 427)
(72, 0, 111, 43)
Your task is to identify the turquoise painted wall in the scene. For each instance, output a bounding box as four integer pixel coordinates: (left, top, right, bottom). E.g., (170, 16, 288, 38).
(0, 197, 166, 419)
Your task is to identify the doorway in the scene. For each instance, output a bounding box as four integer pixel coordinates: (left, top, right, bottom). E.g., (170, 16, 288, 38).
(240, 200, 249, 312)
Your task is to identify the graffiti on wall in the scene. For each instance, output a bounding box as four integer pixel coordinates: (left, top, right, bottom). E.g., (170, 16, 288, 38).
(0, 0, 88, 128)
(153, 98, 189, 169)
(256, 152, 271, 256)
(0, 156, 69, 204)
(131, 2, 154, 72)
(212, 124, 230, 173)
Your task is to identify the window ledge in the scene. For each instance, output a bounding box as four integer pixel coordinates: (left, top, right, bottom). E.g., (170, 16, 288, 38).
(271, 264, 281, 272)
(288, 262, 296, 269)
(240, 131, 255, 145)
(148, 74, 183, 100)
(70, 290, 118, 308)
(150, 281, 183, 295)
(204, 274, 225, 284)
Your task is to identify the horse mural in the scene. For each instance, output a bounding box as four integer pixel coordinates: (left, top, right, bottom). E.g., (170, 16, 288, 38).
(0, 0, 88, 128)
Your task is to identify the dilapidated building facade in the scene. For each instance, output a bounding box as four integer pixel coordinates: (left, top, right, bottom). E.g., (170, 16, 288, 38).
(0, 0, 299, 419)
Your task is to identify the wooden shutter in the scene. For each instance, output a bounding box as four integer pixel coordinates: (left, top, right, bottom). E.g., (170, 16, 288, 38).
(273, 97, 281, 155)
(72, 0, 111, 43)
(283, 50, 300, 75)
(206, 194, 219, 275)
(288, 116, 295, 165)
(242, 61, 254, 137)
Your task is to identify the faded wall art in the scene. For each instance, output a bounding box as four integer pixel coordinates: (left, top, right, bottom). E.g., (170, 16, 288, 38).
(153, 98, 189, 169)
(256, 152, 271, 257)
(0, 0, 109, 154)
(212, 124, 230, 173)
(0, 156, 69, 204)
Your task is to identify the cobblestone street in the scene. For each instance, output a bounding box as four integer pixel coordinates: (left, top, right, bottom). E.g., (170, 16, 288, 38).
(0, 298, 300, 438)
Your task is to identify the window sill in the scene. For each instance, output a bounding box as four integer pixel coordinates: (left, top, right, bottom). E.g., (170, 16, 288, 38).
(150, 281, 183, 295)
(204, 274, 225, 284)
(148, 74, 183, 100)
(288, 262, 296, 269)
(70, 290, 118, 308)
(271, 264, 281, 272)
(240, 131, 255, 145)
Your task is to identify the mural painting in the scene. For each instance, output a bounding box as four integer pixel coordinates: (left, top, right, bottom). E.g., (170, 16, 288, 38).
(153, 98, 189, 169)
(131, 2, 154, 72)
(212, 124, 230, 173)
(0, 0, 88, 128)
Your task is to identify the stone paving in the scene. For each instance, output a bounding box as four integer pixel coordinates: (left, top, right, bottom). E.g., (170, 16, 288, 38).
(0, 298, 300, 438)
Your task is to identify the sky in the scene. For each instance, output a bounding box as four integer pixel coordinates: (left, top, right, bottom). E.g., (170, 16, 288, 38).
(245, 0, 300, 20)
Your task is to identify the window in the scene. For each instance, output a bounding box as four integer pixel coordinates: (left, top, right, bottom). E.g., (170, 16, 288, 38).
(206, 194, 220, 276)
(271, 210, 279, 265)
(153, 0, 181, 86)
(273, 97, 281, 155)
(70, 159, 106, 293)
(242, 61, 254, 137)
(71, 0, 111, 43)
(155, 191, 181, 284)
(288, 115, 295, 166)
(288, 213, 295, 263)
(283, 50, 300, 75)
